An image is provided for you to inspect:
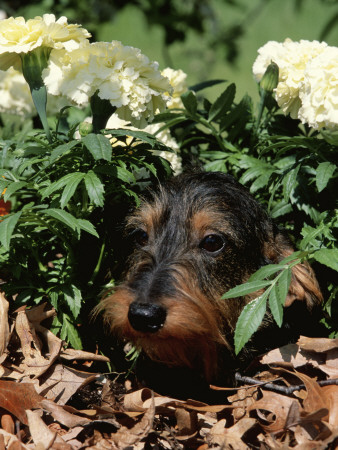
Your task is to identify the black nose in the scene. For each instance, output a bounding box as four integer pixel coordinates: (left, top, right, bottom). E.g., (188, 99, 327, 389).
(128, 302, 167, 333)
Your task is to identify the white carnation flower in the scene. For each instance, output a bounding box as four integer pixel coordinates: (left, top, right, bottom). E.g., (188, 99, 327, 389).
(253, 39, 328, 118)
(0, 14, 90, 71)
(0, 67, 35, 117)
(161, 67, 188, 109)
(298, 46, 338, 130)
(43, 41, 172, 128)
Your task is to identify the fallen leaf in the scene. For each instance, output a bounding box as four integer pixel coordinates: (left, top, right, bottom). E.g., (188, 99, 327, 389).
(60, 348, 110, 362)
(0, 292, 9, 360)
(26, 409, 57, 448)
(33, 363, 99, 405)
(0, 381, 44, 424)
(175, 407, 198, 436)
(298, 336, 338, 352)
(248, 390, 296, 432)
(41, 399, 91, 428)
(207, 417, 256, 449)
(321, 385, 338, 426)
(111, 394, 155, 448)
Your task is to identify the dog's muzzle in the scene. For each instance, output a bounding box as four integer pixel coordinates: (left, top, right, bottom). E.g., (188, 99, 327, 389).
(128, 302, 167, 333)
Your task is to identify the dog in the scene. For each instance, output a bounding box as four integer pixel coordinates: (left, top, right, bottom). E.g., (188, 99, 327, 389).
(100, 171, 323, 397)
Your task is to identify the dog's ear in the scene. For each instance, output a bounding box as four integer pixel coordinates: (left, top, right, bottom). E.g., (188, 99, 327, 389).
(263, 232, 323, 310)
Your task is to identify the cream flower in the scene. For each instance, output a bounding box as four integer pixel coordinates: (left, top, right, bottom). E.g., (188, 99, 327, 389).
(0, 67, 35, 116)
(0, 66, 71, 117)
(106, 114, 182, 174)
(298, 46, 338, 130)
(0, 14, 90, 71)
(43, 41, 172, 128)
(253, 39, 327, 118)
(161, 67, 188, 109)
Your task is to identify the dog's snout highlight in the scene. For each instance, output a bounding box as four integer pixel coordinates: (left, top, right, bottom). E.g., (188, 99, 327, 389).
(128, 302, 167, 333)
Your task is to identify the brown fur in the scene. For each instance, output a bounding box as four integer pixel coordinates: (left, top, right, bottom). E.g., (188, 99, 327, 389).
(99, 172, 323, 385)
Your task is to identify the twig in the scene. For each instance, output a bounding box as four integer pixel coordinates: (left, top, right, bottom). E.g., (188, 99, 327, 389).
(235, 373, 338, 395)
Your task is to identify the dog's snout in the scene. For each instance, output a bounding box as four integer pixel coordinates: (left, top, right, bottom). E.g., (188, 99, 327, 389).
(128, 302, 167, 333)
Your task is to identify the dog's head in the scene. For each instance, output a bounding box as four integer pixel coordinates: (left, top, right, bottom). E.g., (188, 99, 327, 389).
(100, 172, 322, 379)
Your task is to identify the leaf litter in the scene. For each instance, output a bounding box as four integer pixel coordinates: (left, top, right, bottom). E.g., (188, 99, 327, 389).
(0, 291, 337, 448)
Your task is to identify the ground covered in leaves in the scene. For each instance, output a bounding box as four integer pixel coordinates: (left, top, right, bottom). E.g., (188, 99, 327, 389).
(0, 293, 337, 449)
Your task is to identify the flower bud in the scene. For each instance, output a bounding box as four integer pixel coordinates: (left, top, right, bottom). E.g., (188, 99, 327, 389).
(79, 121, 94, 137)
(259, 61, 279, 92)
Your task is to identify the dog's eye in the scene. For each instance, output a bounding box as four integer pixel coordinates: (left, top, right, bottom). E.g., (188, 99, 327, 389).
(133, 229, 149, 246)
(199, 234, 225, 253)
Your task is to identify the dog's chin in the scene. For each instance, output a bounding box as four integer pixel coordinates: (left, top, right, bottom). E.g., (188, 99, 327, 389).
(100, 287, 231, 381)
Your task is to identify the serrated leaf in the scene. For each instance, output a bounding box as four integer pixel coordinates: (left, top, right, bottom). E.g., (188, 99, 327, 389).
(77, 219, 99, 238)
(208, 83, 236, 122)
(249, 264, 286, 281)
(0, 211, 22, 250)
(49, 140, 78, 164)
(83, 133, 112, 161)
(84, 170, 104, 207)
(116, 165, 135, 183)
(181, 90, 197, 116)
(268, 285, 283, 327)
(234, 292, 268, 354)
(42, 208, 78, 231)
(312, 248, 338, 272)
(276, 268, 292, 304)
(222, 279, 271, 299)
(42, 173, 78, 199)
(60, 314, 82, 349)
(60, 173, 85, 208)
(270, 202, 293, 219)
(283, 165, 300, 201)
(315, 162, 336, 193)
(63, 284, 82, 319)
(3, 181, 27, 202)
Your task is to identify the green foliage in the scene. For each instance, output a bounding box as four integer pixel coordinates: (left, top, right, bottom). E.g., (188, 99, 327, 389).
(155, 79, 337, 350)
(0, 109, 172, 348)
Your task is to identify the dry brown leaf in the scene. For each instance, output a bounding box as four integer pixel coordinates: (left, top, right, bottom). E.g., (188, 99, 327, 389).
(260, 343, 315, 368)
(298, 336, 338, 352)
(228, 386, 259, 421)
(0, 429, 30, 450)
(111, 393, 155, 448)
(33, 363, 99, 405)
(321, 385, 338, 426)
(60, 348, 110, 362)
(0, 381, 44, 425)
(206, 417, 255, 449)
(248, 390, 296, 433)
(291, 371, 329, 416)
(175, 407, 198, 436)
(41, 399, 91, 428)
(26, 409, 57, 448)
(0, 292, 9, 360)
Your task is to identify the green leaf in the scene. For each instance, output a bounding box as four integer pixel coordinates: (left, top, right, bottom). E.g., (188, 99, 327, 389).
(82, 133, 112, 161)
(60, 313, 82, 349)
(208, 83, 236, 122)
(234, 292, 268, 354)
(189, 79, 226, 92)
(249, 264, 286, 281)
(315, 162, 336, 193)
(268, 285, 283, 327)
(77, 219, 99, 238)
(84, 170, 105, 207)
(0, 211, 22, 250)
(3, 181, 27, 202)
(181, 90, 197, 116)
(222, 280, 271, 299)
(63, 284, 82, 319)
(49, 140, 78, 164)
(42, 173, 79, 199)
(276, 268, 292, 304)
(312, 248, 338, 272)
(116, 165, 135, 184)
(60, 173, 85, 208)
(283, 165, 300, 201)
(42, 208, 78, 231)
